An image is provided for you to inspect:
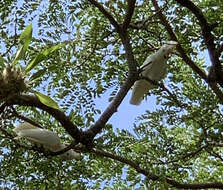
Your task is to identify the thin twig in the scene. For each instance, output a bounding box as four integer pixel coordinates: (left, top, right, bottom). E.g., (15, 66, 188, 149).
(47, 140, 78, 156)
(140, 76, 184, 108)
(87, 0, 120, 30)
(10, 106, 43, 128)
(2, 14, 18, 57)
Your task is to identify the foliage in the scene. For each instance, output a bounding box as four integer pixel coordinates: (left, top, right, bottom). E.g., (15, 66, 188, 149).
(0, 0, 223, 189)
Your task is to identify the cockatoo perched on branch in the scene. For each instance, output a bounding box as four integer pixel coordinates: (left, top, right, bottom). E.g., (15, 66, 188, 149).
(130, 41, 178, 105)
(13, 123, 81, 160)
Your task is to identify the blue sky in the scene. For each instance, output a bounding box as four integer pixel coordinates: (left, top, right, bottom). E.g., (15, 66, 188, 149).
(94, 49, 211, 132)
(95, 88, 158, 131)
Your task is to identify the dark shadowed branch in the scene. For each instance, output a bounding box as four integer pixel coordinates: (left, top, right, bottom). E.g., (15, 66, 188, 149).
(85, 76, 135, 137)
(151, 0, 223, 104)
(73, 146, 223, 189)
(85, 0, 138, 138)
(6, 94, 82, 143)
(92, 148, 223, 189)
(174, 0, 223, 87)
(11, 107, 43, 128)
(87, 0, 120, 30)
(122, 0, 136, 31)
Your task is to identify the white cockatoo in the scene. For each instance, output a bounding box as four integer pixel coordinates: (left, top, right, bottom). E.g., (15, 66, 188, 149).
(130, 41, 177, 105)
(13, 122, 81, 160)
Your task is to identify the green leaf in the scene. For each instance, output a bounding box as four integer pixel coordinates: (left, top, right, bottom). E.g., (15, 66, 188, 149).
(20, 23, 33, 44)
(12, 45, 24, 65)
(29, 69, 47, 81)
(35, 91, 59, 110)
(0, 55, 4, 66)
(12, 24, 33, 65)
(25, 43, 63, 73)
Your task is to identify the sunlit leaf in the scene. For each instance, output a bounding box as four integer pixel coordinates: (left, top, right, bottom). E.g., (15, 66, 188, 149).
(29, 69, 47, 81)
(12, 24, 33, 65)
(19, 23, 32, 44)
(35, 91, 59, 110)
(0, 55, 4, 66)
(25, 43, 63, 73)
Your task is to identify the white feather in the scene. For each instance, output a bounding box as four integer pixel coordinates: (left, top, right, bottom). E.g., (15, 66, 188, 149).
(59, 144, 82, 160)
(14, 122, 81, 160)
(130, 42, 177, 105)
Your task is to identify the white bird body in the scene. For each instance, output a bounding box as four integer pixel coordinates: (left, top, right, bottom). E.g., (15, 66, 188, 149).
(14, 123, 81, 160)
(130, 41, 177, 105)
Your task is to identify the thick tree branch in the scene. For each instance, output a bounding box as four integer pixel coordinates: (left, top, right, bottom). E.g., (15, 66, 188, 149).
(152, 0, 223, 104)
(119, 32, 138, 74)
(6, 94, 82, 143)
(87, 0, 120, 30)
(85, 75, 135, 137)
(122, 0, 136, 31)
(174, 0, 223, 87)
(85, 1, 138, 139)
(152, 0, 206, 80)
(76, 147, 223, 189)
(84, 33, 138, 138)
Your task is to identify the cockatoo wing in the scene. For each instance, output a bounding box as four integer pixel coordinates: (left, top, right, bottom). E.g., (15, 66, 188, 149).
(130, 80, 154, 105)
(130, 41, 177, 105)
(14, 123, 62, 151)
(14, 123, 82, 160)
(130, 54, 157, 105)
(13, 122, 38, 132)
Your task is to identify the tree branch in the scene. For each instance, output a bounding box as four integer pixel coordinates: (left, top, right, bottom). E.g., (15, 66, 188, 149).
(78, 147, 223, 189)
(6, 94, 82, 143)
(122, 0, 136, 31)
(151, 0, 223, 104)
(86, 0, 138, 139)
(87, 0, 120, 30)
(119, 32, 138, 74)
(1, 15, 18, 57)
(151, 0, 206, 80)
(47, 141, 78, 157)
(87, 0, 138, 73)
(84, 31, 138, 140)
(11, 107, 43, 128)
(174, 0, 223, 87)
(85, 75, 135, 137)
